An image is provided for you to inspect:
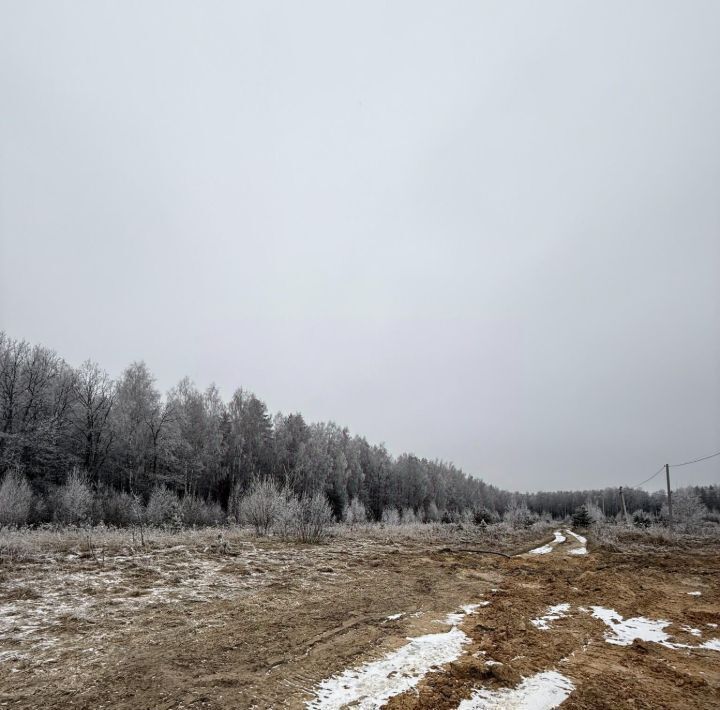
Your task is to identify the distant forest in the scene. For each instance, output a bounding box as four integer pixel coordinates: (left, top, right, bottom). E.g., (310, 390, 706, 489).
(1, 331, 718, 521)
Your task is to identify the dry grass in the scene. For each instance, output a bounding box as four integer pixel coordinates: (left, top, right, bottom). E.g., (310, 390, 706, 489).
(0, 519, 557, 565)
(589, 521, 720, 553)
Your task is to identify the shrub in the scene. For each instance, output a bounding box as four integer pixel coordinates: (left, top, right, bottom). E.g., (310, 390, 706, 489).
(56, 468, 93, 525)
(381, 507, 400, 525)
(0, 469, 33, 526)
(239, 478, 282, 535)
(343, 497, 367, 527)
(504, 500, 536, 529)
(585, 501, 605, 524)
(180, 495, 224, 527)
(96, 487, 137, 526)
(293, 492, 333, 543)
(473, 508, 500, 525)
(441, 510, 453, 524)
(401, 507, 418, 524)
(145, 485, 180, 526)
(661, 488, 708, 533)
(423, 501, 440, 522)
(273, 486, 301, 538)
(632, 510, 653, 529)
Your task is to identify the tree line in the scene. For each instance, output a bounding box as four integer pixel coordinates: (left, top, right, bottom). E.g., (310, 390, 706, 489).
(1, 331, 717, 524)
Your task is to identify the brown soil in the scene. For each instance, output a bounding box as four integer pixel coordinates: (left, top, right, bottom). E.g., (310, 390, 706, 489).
(0, 528, 718, 709)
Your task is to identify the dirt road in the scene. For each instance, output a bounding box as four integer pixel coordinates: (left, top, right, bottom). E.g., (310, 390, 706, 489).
(0, 526, 718, 708)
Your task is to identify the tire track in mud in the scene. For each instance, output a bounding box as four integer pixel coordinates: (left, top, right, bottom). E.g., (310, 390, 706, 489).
(390, 544, 720, 709)
(307, 532, 720, 710)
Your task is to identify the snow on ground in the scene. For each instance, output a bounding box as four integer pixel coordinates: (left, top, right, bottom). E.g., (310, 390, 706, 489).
(591, 607, 720, 652)
(687, 591, 702, 596)
(457, 670, 575, 709)
(531, 603, 571, 630)
(591, 607, 671, 646)
(565, 530, 587, 555)
(307, 603, 487, 709)
(528, 544, 553, 555)
(528, 530, 584, 556)
(565, 531, 586, 545)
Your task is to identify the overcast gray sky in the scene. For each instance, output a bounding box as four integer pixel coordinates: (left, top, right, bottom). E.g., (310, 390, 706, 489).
(1, 1, 718, 492)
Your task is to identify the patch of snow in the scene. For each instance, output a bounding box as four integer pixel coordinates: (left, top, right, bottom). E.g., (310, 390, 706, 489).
(457, 670, 575, 709)
(444, 603, 484, 626)
(591, 607, 720, 652)
(707, 623, 718, 629)
(386, 613, 403, 621)
(528, 544, 553, 555)
(686, 591, 702, 596)
(306, 628, 470, 709)
(591, 607, 671, 646)
(308, 602, 486, 708)
(565, 530, 586, 545)
(531, 603, 571, 630)
(565, 530, 587, 555)
(529, 530, 566, 555)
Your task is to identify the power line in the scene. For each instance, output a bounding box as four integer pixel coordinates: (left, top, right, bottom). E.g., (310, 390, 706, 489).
(628, 465, 665, 489)
(670, 450, 720, 467)
(626, 448, 719, 490)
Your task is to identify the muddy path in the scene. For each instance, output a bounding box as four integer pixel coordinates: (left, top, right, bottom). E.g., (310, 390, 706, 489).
(0, 527, 718, 708)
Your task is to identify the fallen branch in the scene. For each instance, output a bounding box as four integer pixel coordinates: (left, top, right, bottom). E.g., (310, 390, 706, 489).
(437, 547, 511, 558)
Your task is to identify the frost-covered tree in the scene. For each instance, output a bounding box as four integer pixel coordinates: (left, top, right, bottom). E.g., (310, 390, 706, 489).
(0, 469, 33, 526)
(239, 478, 282, 535)
(663, 488, 707, 532)
(145, 485, 180, 526)
(56, 468, 93, 524)
(343, 497, 367, 527)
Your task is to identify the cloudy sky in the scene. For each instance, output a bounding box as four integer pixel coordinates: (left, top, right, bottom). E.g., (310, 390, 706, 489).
(1, 1, 718, 491)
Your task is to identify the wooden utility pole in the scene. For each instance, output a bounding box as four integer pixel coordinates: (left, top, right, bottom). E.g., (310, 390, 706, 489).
(619, 486, 629, 524)
(666, 463, 673, 531)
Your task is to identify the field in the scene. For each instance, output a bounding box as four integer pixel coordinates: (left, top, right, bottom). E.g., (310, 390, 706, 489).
(0, 524, 719, 709)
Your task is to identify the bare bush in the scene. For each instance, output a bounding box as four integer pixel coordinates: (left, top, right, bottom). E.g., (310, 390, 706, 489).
(293, 491, 333, 543)
(181, 495, 224, 527)
(424, 501, 440, 522)
(0, 468, 33, 526)
(343, 497, 367, 527)
(504, 499, 537, 529)
(56, 468, 93, 525)
(662, 488, 707, 533)
(239, 478, 282, 535)
(145, 485, 180, 526)
(381, 507, 400, 525)
(96, 487, 137, 526)
(585, 501, 605, 524)
(272, 486, 300, 538)
(401, 507, 418, 524)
